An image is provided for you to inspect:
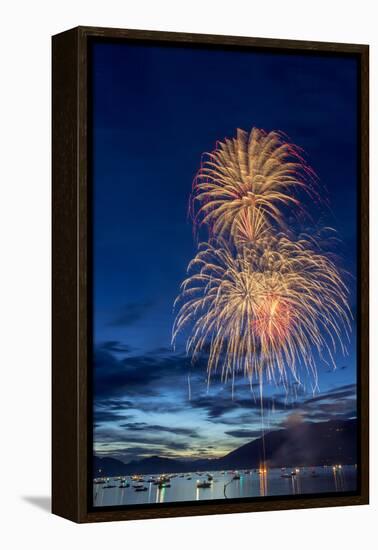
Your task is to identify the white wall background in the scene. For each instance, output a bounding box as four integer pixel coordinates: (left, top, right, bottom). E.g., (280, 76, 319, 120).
(0, 0, 375, 548)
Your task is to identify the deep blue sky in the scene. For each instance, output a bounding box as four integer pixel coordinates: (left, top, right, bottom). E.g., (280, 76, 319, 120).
(92, 41, 358, 463)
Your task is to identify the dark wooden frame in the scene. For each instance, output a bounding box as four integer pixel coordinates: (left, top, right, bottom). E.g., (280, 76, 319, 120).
(52, 26, 369, 523)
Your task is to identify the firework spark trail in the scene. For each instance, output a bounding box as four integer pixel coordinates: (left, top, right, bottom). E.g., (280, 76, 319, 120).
(191, 128, 321, 245)
(174, 125, 351, 426)
(172, 234, 351, 391)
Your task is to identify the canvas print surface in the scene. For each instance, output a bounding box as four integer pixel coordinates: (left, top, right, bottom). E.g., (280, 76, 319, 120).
(91, 41, 359, 508)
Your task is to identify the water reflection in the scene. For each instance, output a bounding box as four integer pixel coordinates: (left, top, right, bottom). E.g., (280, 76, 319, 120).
(157, 486, 166, 503)
(332, 465, 345, 491)
(93, 466, 357, 507)
(259, 465, 268, 497)
(291, 474, 301, 494)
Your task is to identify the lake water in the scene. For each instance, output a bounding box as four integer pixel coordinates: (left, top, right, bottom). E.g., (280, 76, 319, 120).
(93, 465, 357, 507)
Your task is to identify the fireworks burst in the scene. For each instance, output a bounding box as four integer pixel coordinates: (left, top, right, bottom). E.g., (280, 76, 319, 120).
(174, 127, 351, 398)
(172, 234, 351, 390)
(191, 128, 319, 244)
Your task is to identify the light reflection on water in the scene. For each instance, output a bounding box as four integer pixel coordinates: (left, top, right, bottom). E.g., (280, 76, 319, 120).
(93, 466, 357, 507)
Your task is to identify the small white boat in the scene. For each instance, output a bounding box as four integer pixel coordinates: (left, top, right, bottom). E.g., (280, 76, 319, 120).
(131, 475, 144, 482)
(157, 483, 171, 489)
(93, 478, 106, 484)
(197, 480, 211, 488)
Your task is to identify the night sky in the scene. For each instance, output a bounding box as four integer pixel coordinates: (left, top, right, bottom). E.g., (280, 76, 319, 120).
(92, 41, 358, 464)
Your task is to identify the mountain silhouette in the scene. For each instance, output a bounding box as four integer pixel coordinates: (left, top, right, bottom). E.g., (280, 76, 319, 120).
(218, 418, 357, 468)
(93, 418, 357, 476)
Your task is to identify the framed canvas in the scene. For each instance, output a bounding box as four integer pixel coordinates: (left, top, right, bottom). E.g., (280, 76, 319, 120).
(52, 26, 369, 523)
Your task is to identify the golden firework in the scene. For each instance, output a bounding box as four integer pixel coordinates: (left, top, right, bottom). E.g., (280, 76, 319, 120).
(191, 128, 318, 244)
(172, 235, 351, 389)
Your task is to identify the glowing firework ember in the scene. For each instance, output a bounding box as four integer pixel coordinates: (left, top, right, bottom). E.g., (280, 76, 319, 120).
(191, 128, 318, 244)
(172, 235, 351, 389)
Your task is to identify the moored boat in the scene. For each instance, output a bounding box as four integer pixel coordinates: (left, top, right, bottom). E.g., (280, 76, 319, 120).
(197, 480, 211, 488)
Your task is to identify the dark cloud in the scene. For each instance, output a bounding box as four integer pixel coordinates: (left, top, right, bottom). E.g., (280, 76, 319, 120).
(96, 446, 150, 456)
(284, 384, 357, 424)
(303, 384, 356, 405)
(108, 301, 154, 326)
(116, 437, 189, 451)
(93, 347, 194, 399)
(94, 424, 193, 451)
(319, 402, 354, 414)
(167, 441, 190, 451)
(303, 410, 357, 421)
(133, 401, 188, 414)
(120, 422, 198, 438)
(190, 394, 288, 419)
(190, 384, 356, 430)
(97, 397, 188, 416)
(224, 429, 263, 439)
(209, 411, 261, 425)
(95, 398, 134, 411)
(100, 341, 134, 354)
(94, 411, 132, 423)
